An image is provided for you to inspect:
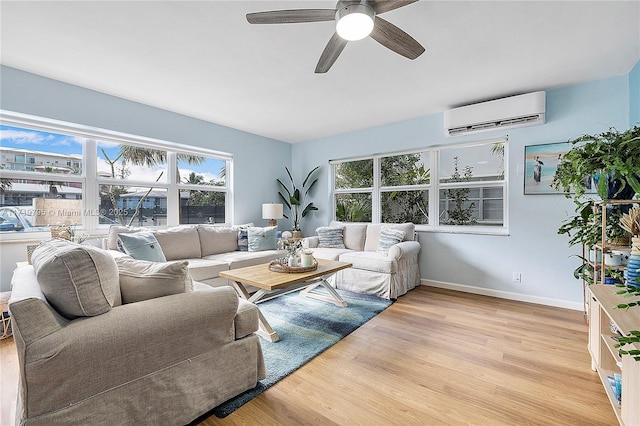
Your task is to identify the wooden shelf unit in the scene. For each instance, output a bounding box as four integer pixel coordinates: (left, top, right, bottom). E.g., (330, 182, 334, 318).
(588, 285, 640, 425)
(581, 200, 640, 315)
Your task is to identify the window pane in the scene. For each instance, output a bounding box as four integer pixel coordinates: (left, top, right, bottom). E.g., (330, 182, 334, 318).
(439, 186, 503, 226)
(382, 190, 428, 224)
(97, 142, 167, 183)
(0, 180, 82, 230)
(99, 185, 167, 227)
(178, 156, 226, 186)
(335, 193, 372, 222)
(439, 142, 504, 183)
(180, 189, 226, 224)
(0, 125, 82, 175)
(381, 152, 430, 186)
(335, 160, 373, 189)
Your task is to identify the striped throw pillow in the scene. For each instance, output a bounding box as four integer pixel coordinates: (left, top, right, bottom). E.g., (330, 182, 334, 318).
(376, 227, 406, 255)
(316, 226, 345, 248)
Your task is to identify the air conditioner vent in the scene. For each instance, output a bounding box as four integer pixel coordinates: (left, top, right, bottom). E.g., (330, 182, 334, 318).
(444, 91, 546, 136)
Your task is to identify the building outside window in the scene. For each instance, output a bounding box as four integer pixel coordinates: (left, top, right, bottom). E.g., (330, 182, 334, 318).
(0, 115, 232, 235)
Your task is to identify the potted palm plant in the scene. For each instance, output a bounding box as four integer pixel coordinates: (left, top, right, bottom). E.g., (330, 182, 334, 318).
(277, 166, 319, 238)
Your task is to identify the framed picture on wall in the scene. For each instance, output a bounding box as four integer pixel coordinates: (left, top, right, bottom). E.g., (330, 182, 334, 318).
(523, 142, 596, 195)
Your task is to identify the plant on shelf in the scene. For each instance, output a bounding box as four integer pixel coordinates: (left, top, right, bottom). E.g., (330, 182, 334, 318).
(552, 125, 640, 199)
(614, 206, 640, 361)
(277, 166, 320, 233)
(620, 206, 640, 239)
(553, 126, 640, 272)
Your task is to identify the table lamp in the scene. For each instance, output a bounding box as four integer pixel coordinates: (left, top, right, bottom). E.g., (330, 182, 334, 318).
(262, 203, 283, 227)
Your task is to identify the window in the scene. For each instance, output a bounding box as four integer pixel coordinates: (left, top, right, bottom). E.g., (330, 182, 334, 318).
(0, 112, 232, 236)
(177, 154, 228, 225)
(380, 152, 430, 225)
(331, 139, 507, 233)
(333, 159, 373, 222)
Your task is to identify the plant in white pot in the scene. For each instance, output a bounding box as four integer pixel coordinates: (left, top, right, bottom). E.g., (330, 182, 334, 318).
(277, 166, 319, 238)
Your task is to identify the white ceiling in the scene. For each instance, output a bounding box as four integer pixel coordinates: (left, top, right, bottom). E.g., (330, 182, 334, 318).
(1, 1, 639, 143)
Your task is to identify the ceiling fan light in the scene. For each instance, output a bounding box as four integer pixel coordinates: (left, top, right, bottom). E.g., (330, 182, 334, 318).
(336, 4, 375, 41)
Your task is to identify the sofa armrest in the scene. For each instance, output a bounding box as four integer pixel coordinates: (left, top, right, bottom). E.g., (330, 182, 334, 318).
(303, 236, 319, 248)
(18, 287, 240, 418)
(387, 240, 421, 260)
(9, 266, 69, 344)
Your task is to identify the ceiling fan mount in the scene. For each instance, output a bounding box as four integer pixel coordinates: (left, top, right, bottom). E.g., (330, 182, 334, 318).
(246, 0, 425, 73)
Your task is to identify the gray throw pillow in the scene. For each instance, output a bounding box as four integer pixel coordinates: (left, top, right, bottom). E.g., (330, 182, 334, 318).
(376, 227, 406, 255)
(316, 226, 345, 248)
(115, 257, 193, 304)
(31, 238, 120, 318)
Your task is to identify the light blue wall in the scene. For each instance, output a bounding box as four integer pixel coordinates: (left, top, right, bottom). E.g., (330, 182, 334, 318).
(0, 66, 292, 291)
(0, 64, 635, 305)
(293, 75, 630, 307)
(0, 66, 292, 226)
(630, 59, 640, 127)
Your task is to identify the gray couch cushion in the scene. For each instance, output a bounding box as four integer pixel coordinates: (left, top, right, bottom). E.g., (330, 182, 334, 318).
(115, 257, 193, 304)
(154, 226, 202, 260)
(310, 247, 354, 261)
(233, 299, 260, 339)
(338, 251, 398, 274)
(183, 258, 230, 282)
(197, 225, 239, 256)
(31, 239, 120, 318)
(193, 281, 259, 339)
(330, 221, 368, 251)
(204, 250, 283, 269)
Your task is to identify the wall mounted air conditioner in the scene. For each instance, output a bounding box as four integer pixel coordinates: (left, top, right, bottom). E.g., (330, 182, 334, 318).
(444, 91, 546, 136)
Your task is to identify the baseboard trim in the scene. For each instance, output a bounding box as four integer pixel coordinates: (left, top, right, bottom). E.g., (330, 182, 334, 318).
(421, 279, 583, 311)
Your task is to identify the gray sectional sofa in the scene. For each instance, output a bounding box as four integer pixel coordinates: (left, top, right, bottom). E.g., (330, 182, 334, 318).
(304, 221, 421, 299)
(9, 238, 265, 425)
(105, 224, 285, 287)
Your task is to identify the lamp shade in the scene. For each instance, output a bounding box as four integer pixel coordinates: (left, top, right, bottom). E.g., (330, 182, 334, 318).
(262, 203, 283, 220)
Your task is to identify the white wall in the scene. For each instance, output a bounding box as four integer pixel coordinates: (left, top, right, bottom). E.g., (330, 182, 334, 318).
(0, 66, 292, 291)
(293, 75, 631, 309)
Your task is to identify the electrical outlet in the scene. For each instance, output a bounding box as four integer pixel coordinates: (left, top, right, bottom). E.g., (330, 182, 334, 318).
(513, 272, 522, 283)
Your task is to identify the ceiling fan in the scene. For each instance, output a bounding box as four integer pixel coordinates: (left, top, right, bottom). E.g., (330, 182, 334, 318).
(246, 0, 425, 73)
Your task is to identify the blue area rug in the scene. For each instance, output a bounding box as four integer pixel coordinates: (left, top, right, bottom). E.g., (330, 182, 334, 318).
(210, 288, 393, 418)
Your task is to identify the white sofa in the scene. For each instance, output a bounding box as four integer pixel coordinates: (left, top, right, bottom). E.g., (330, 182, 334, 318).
(304, 221, 421, 299)
(105, 224, 285, 287)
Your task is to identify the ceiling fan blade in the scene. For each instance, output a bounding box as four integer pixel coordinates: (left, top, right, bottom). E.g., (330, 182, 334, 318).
(370, 17, 425, 60)
(369, 0, 419, 15)
(315, 33, 348, 74)
(247, 9, 336, 24)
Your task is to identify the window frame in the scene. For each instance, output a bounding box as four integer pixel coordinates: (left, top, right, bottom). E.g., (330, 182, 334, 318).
(0, 110, 233, 240)
(331, 138, 509, 235)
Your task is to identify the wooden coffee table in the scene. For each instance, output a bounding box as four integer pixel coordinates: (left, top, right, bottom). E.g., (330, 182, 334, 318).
(219, 259, 352, 342)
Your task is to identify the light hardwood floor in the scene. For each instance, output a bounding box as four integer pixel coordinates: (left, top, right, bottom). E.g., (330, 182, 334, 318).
(1, 286, 617, 425)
